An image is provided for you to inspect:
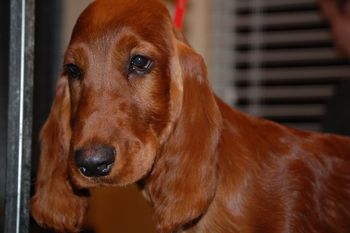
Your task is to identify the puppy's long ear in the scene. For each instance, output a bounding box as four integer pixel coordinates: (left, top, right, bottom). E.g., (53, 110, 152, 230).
(148, 42, 222, 233)
(31, 77, 88, 232)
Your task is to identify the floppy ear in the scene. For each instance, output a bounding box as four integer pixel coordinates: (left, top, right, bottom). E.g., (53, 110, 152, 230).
(31, 77, 88, 232)
(148, 42, 222, 233)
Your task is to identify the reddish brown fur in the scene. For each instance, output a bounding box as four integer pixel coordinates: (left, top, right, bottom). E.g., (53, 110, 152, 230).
(31, 0, 350, 232)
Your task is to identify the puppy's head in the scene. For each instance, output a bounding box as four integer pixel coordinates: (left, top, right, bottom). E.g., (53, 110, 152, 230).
(65, 0, 179, 187)
(31, 0, 221, 232)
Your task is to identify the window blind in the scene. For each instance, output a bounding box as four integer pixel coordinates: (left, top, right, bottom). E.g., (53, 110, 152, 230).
(231, 0, 350, 131)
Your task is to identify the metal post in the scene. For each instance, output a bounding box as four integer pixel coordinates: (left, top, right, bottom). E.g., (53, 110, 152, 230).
(0, 0, 10, 231)
(5, 0, 35, 232)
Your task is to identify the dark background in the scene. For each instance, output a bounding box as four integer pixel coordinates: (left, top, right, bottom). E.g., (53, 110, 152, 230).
(0, 0, 10, 229)
(0, 0, 61, 232)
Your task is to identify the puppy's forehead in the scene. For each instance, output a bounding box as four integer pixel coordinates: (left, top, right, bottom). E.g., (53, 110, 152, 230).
(71, 0, 172, 45)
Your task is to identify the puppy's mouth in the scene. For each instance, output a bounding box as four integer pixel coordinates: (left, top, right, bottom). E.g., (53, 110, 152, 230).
(70, 168, 117, 189)
(68, 162, 116, 189)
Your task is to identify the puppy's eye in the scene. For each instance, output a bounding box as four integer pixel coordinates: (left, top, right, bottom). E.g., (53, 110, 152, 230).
(65, 64, 83, 80)
(129, 55, 153, 75)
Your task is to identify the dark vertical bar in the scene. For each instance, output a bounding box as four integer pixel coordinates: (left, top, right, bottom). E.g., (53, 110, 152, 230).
(30, 1, 62, 231)
(5, 0, 35, 233)
(32, 0, 62, 177)
(0, 0, 10, 231)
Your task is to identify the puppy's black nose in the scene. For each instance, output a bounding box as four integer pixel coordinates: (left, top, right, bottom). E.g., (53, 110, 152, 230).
(75, 145, 116, 177)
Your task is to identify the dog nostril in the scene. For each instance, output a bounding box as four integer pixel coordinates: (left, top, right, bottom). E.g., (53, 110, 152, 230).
(75, 145, 116, 177)
(79, 166, 88, 175)
(97, 163, 113, 174)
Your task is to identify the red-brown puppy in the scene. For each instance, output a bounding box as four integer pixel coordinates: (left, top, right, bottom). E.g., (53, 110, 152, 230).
(31, 0, 350, 232)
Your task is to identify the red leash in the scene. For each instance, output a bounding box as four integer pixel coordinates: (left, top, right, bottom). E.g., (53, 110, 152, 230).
(174, 0, 188, 30)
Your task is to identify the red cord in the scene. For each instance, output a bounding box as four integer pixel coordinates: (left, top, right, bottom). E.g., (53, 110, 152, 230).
(174, 0, 188, 30)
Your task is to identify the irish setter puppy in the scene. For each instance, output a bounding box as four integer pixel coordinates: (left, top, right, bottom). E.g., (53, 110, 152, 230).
(31, 0, 350, 232)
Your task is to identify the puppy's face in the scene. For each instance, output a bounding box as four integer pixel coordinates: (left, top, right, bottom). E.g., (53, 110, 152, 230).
(65, 0, 182, 187)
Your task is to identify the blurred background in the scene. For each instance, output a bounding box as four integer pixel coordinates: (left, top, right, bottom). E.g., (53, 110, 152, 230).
(1, 0, 350, 232)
